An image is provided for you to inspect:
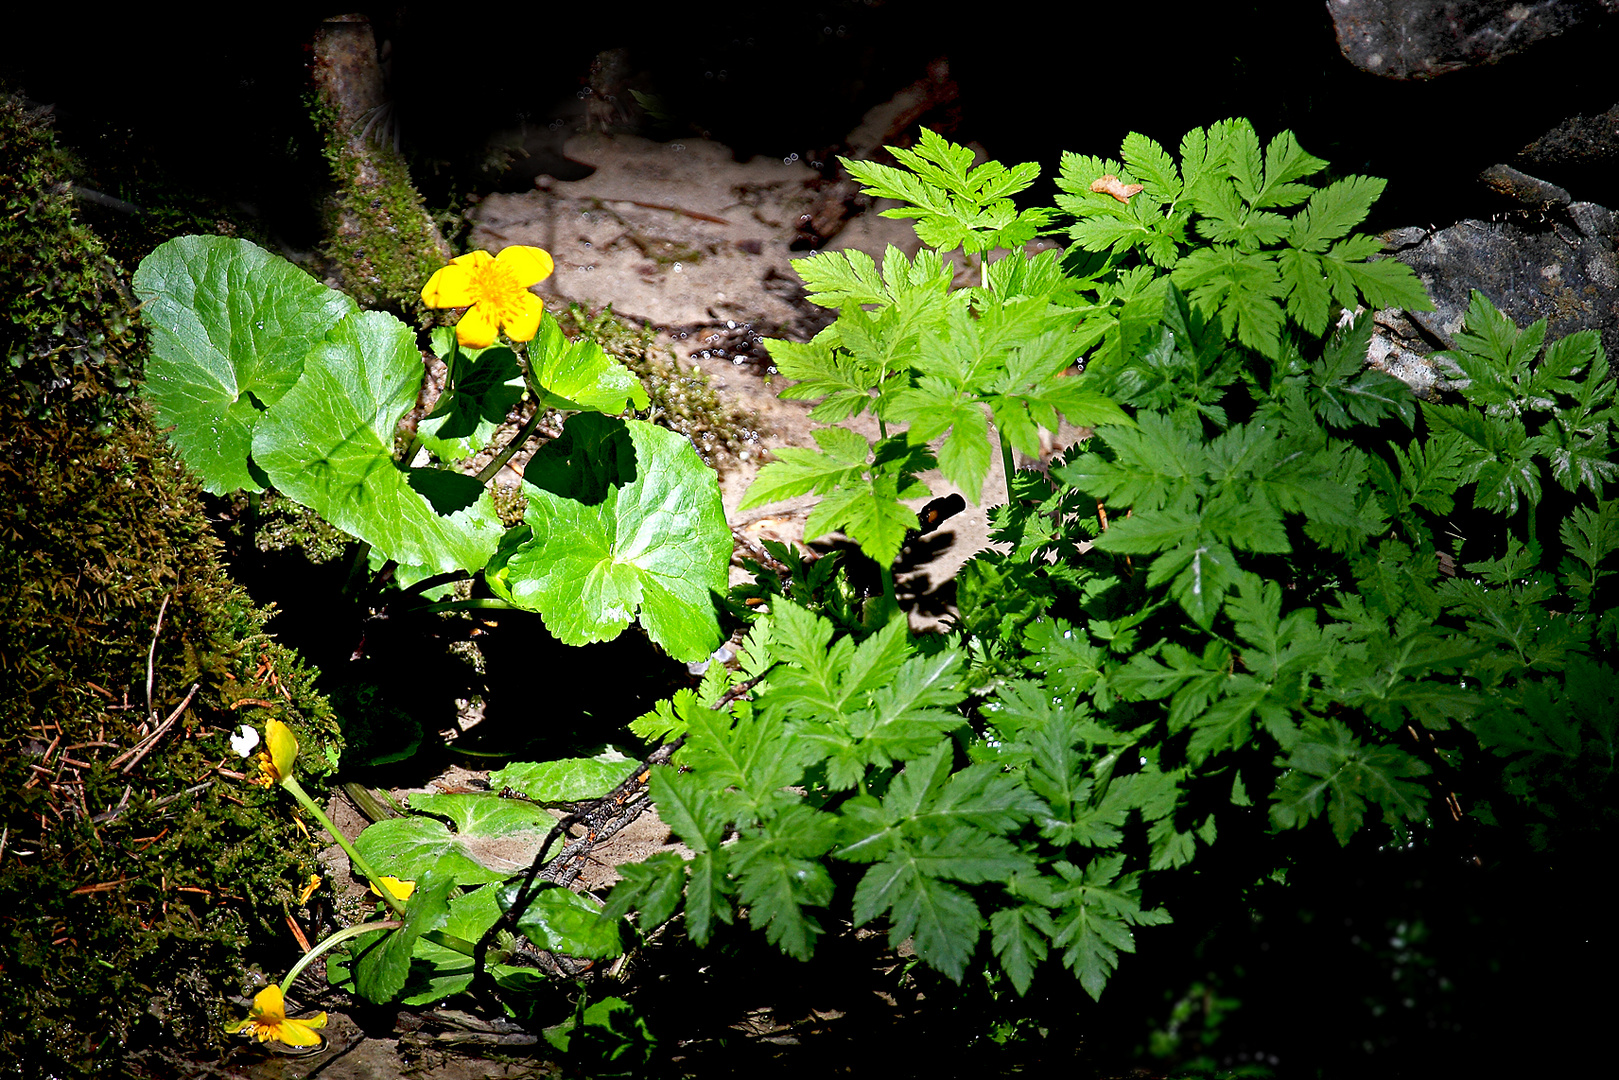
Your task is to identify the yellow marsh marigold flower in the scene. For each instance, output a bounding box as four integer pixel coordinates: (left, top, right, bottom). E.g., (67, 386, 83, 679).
(225, 984, 327, 1047)
(248, 720, 299, 786)
(370, 876, 416, 901)
(421, 246, 554, 348)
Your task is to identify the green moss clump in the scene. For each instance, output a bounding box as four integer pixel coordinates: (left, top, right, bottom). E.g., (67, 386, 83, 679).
(0, 96, 343, 1078)
(0, 92, 140, 433)
(559, 304, 763, 471)
(219, 488, 356, 564)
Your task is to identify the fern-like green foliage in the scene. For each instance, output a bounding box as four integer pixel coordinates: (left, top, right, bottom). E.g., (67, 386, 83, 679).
(608, 125, 1612, 1017)
(1056, 119, 1433, 360)
(843, 127, 1054, 255)
(606, 603, 1178, 995)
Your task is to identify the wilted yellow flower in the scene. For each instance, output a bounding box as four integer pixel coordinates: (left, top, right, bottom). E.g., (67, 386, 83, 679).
(421, 246, 554, 348)
(224, 984, 327, 1047)
(249, 720, 299, 786)
(370, 876, 416, 901)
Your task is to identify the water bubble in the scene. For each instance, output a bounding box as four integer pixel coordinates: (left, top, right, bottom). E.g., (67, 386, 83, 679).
(582, 240, 591, 248)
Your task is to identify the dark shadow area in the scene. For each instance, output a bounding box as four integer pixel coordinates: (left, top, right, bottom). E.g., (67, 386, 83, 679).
(10, 3, 1616, 268)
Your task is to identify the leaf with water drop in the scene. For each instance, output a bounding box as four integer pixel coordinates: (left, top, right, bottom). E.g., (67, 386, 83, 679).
(132, 235, 356, 492)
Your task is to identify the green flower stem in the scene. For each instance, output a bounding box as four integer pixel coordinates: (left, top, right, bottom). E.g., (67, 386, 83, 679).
(280, 776, 407, 918)
(417, 597, 515, 616)
(999, 428, 1019, 504)
(281, 918, 400, 991)
(473, 406, 545, 486)
(423, 929, 478, 955)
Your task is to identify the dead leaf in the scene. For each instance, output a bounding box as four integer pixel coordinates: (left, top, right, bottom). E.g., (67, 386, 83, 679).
(1090, 175, 1144, 203)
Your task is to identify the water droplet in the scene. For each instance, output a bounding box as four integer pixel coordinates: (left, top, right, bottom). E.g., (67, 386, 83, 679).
(673, 263, 682, 272)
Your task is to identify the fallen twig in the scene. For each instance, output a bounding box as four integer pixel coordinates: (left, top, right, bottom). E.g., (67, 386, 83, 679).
(112, 683, 199, 774)
(144, 593, 171, 719)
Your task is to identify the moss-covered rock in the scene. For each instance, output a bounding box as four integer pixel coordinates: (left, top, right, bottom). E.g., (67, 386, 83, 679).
(310, 15, 450, 316)
(0, 93, 139, 433)
(0, 89, 342, 1079)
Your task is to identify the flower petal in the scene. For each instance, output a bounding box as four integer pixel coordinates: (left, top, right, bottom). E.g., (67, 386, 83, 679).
(495, 245, 555, 287)
(421, 260, 479, 308)
(265, 721, 298, 784)
(371, 875, 416, 901)
(502, 292, 546, 343)
(277, 1014, 328, 1046)
(230, 724, 260, 758)
(456, 304, 499, 349)
(251, 984, 288, 1023)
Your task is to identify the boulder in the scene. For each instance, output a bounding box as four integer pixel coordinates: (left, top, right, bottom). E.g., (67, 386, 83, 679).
(1329, 0, 1618, 80)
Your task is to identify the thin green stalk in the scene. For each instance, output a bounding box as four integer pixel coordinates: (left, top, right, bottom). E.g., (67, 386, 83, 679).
(418, 597, 516, 616)
(999, 427, 1019, 504)
(474, 406, 546, 486)
(281, 918, 400, 991)
(280, 776, 406, 918)
(342, 540, 373, 597)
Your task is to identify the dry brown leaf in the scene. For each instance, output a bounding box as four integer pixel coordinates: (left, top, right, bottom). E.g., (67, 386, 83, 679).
(1090, 174, 1144, 203)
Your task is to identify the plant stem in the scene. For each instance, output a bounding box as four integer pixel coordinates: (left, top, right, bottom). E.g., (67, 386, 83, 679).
(474, 406, 546, 486)
(281, 918, 400, 991)
(999, 427, 1019, 504)
(280, 776, 406, 918)
(417, 597, 516, 616)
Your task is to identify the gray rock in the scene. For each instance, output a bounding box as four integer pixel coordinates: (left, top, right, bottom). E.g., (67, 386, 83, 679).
(1385, 206, 1619, 366)
(1329, 0, 1618, 80)
(1479, 164, 1572, 210)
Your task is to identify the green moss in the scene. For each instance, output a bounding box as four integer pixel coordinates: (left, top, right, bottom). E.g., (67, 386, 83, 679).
(0, 92, 140, 433)
(558, 304, 763, 471)
(0, 108, 344, 1077)
(220, 489, 356, 564)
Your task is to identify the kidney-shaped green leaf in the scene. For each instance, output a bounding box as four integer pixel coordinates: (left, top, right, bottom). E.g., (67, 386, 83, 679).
(531, 313, 650, 414)
(352, 792, 561, 886)
(252, 310, 505, 573)
(501, 415, 729, 661)
(132, 235, 356, 493)
(490, 751, 640, 803)
(499, 881, 625, 959)
(419, 329, 527, 463)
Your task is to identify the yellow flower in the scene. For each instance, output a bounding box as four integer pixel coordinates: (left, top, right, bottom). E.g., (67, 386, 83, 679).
(249, 720, 299, 786)
(421, 246, 554, 348)
(224, 984, 327, 1047)
(370, 876, 416, 901)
